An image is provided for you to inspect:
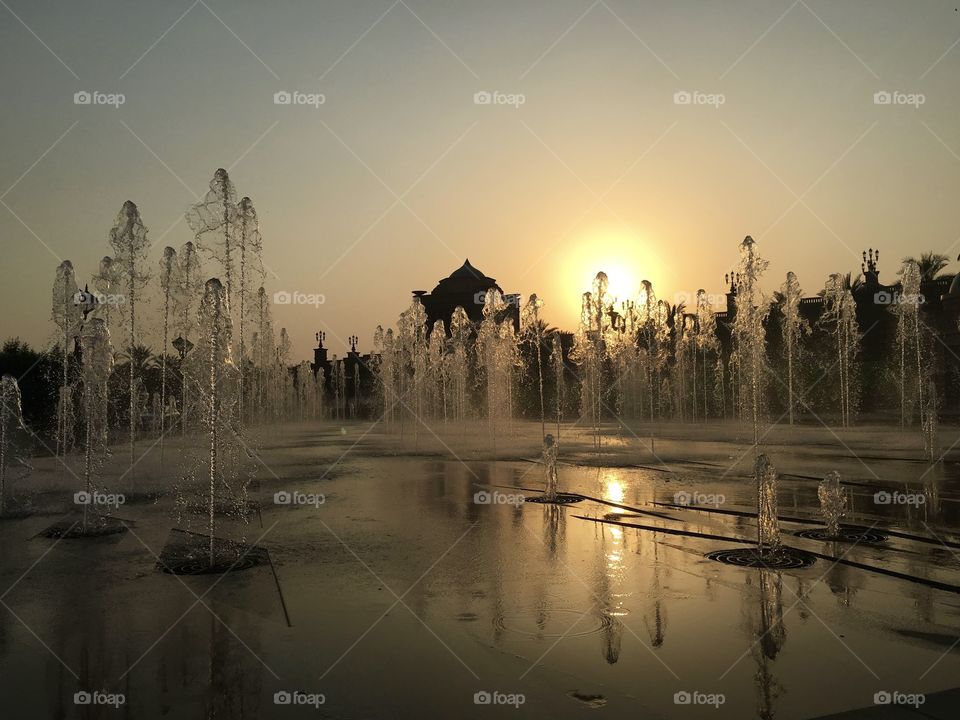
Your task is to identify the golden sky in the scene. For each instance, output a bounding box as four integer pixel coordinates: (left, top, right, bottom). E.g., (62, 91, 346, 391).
(2, 1, 959, 360)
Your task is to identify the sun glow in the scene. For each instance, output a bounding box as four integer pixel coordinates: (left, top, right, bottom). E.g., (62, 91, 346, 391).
(559, 230, 658, 323)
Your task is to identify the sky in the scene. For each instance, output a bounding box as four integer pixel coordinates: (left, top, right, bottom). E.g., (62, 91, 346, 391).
(1, 0, 959, 362)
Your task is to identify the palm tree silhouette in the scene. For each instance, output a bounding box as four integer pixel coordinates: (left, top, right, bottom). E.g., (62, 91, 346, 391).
(900, 252, 950, 282)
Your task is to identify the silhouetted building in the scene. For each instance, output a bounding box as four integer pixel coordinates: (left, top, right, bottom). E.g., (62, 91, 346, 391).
(412, 259, 520, 334)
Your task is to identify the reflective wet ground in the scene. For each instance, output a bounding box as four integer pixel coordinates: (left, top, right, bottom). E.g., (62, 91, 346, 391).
(0, 420, 958, 718)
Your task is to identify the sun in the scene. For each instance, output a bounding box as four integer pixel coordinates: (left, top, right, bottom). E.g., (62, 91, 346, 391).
(566, 230, 649, 301)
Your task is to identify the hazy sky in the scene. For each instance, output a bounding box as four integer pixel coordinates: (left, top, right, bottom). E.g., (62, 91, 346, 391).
(2, 0, 959, 361)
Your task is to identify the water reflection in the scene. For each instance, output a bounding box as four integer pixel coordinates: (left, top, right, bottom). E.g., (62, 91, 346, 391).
(742, 570, 786, 720)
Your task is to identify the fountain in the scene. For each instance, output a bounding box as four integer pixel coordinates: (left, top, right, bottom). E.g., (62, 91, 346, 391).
(0, 375, 31, 518)
(521, 294, 547, 439)
(923, 379, 938, 462)
(525, 434, 581, 505)
(449, 308, 471, 429)
(163, 279, 263, 573)
(40, 319, 129, 538)
(731, 237, 769, 448)
(109, 200, 151, 488)
(158, 246, 180, 468)
(779, 272, 808, 425)
(818, 471, 846, 537)
(795, 472, 888, 543)
(549, 335, 565, 441)
(477, 289, 514, 452)
(51, 260, 80, 476)
(821, 273, 860, 427)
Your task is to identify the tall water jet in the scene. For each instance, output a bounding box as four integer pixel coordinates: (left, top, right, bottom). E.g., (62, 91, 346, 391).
(187, 169, 239, 304)
(638, 280, 658, 423)
(79, 319, 114, 532)
(572, 273, 612, 451)
(51, 260, 81, 476)
(695, 290, 719, 420)
(158, 247, 180, 468)
(820, 274, 860, 427)
(817, 471, 846, 537)
(449, 308, 471, 430)
(0, 375, 26, 517)
(177, 242, 203, 434)
(93, 256, 122, 328)
(780, 272, 808, 425)
(757, 454, 781, 555)
(549, 335, 565, 441)
(731, 237, 770, 449)
(108, 201, 151, 487)
(477, 290, 513, 452)
(236, 197, 264, 423)
(542, 433, 559, 499)
(923, 379, 938, 463)
(184, 279, 240, 565)
(253, 287, 274, 423)
(429, 320, 447, 422)
(893, 261, 929, 448)
(522, 294, 547, 440)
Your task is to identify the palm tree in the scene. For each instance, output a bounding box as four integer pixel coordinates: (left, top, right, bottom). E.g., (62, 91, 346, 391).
(901, 252, 950, 282)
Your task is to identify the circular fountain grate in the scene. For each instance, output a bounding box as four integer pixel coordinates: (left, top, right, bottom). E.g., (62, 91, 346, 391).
(794, 527, 888, 544)
(525, 493, 583, 505)
(40, 517, 128, 538)
(158, 554, 266, 575)
(706, 547, 816, 570)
